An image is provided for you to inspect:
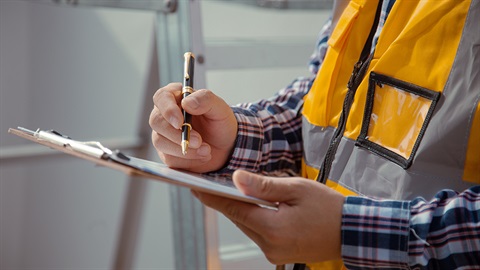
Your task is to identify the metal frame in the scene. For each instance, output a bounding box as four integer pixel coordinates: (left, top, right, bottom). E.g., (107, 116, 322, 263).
(27, 0, 176, 12)
(155, 0, 211, 269)
(16, 0, 211, 269)
(227, 0, 332, 9)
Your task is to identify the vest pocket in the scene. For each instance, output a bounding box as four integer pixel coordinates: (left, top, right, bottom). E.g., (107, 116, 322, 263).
(356, 72, 440, 169)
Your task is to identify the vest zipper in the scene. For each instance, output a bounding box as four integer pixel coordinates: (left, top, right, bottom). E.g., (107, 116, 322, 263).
(316, 0, 383, 184)
(316, 57, 371, 184)
(294, 3, 385, 270)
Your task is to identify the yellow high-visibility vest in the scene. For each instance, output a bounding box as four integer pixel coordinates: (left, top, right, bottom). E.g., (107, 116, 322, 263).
(301, 0, 479, 268)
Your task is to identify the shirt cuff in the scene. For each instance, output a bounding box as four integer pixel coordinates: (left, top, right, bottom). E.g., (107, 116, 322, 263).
(341, 196, 411, 269)
(212, 106, 265, 175)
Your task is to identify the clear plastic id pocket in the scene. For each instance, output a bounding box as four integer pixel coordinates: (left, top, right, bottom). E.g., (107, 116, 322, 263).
(356, 72, 441, 169)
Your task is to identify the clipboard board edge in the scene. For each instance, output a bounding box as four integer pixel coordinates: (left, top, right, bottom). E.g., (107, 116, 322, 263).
(8, 128, 278, 209)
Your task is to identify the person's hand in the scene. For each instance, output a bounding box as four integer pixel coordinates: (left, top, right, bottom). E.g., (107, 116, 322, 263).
(149, 83, 238, 173)
(193, 170, 345, 265)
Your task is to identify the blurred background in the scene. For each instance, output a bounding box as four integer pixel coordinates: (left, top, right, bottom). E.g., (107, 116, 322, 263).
(0, 0, 330, 269)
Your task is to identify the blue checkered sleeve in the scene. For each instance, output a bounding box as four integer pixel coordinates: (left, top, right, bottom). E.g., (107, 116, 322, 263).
(215, 19, 332, 176)
(342, 186, 480, 269)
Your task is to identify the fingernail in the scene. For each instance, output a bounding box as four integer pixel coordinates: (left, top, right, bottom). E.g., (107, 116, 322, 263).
(189, 134, 200, 148)
(169, 116, 181, 129)
(183, 96, 199, 109)
(237, 171, 252, 186)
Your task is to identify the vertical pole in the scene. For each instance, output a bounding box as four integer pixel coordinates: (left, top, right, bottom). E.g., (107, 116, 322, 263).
(112, 176, 149, 269)
(112, 16, 161, 270)
(113, 1, 218, 269)
(156, 0, 214, 269)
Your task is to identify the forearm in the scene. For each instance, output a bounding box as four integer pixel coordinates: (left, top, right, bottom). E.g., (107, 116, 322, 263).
(341, 186, 480, 269)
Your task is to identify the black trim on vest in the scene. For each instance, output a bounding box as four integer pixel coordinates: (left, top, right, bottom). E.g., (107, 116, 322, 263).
(316, 0, 383, 185)
(296, 1, 383, 269)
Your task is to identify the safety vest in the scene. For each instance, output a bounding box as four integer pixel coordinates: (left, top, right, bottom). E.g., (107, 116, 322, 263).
(301, 0, 479, 269)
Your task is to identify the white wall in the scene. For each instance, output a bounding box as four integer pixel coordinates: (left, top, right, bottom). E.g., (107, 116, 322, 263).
(0, 1, 174, 269)
(0, 0, 330, 269)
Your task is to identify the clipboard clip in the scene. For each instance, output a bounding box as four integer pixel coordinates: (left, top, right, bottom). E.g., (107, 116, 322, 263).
(17, 127, 114, 159)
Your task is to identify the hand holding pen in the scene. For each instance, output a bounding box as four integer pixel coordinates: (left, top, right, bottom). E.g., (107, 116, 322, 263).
(181, 52, 195, 155)
(150, 52, 238, 173)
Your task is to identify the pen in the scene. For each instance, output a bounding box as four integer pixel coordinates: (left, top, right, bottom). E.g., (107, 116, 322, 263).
(181, 52, 195, 155)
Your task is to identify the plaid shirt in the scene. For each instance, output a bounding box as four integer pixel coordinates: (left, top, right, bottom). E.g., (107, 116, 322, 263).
(343, 186, 480, 269)
(223, 19, 330, 176)
(223, 20, 329, 176)
(220, 0, 480, 268)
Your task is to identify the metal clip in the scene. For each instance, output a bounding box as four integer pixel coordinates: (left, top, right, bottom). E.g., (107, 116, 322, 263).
(18, 127, 112, 159)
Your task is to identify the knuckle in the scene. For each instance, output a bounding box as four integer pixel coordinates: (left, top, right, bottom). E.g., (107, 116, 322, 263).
(200, 88, 213, 96)
(152, 88, 166, 104)
(149, 109, 165, 131)
(148, 109, 158, 128)
(152, 89, 160, 103)
(195, 89, 213, 101)
(153, 83, 181, 104)
(151, 131, 162, 149)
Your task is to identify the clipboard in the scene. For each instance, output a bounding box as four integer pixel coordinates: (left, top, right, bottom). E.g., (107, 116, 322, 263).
(8, 127, 278, 209)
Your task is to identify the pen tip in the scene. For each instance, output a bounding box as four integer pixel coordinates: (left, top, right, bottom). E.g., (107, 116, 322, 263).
(181, 140, 189, 155)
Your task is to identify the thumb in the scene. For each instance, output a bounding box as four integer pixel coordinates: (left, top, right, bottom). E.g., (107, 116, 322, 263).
(182, 89, 231, 121)
(232, 170, 296, 202)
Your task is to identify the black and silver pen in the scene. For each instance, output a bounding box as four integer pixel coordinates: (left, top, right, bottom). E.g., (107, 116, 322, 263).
(181, 52, 195, 155)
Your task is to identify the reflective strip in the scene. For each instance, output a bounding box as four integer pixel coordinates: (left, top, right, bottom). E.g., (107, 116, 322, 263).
(457, 0, 480, 184)
(301, 119, 334, 169)
(302, 1, 479, 200)
(413, 0, 480, 185)
(464, 101, 480, 183)
(332, 138, 475, 200)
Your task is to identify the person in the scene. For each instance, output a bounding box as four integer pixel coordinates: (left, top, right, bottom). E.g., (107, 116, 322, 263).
(149, 0, 480, 269)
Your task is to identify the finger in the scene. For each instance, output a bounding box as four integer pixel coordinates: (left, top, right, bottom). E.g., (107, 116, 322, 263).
(228, 222, 294, 265)
(150, 108, 203, 149)
(151, 131, 212, 162)
(231, 222, 267, 252)
(192, 189, 262, 220)
(191, 190, 272, 251)
(160, 152, 213, 172)
(194, 191, 292, 265)
(152, 83, 184, 129)
(232, 170, 299, 203)
(192, 189, 278, 233)
(149, 106, 177, 134)
(182, 89, 232, 121)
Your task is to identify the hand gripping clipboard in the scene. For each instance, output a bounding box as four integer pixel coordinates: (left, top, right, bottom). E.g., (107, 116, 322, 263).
(8, 127, 278, 210)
